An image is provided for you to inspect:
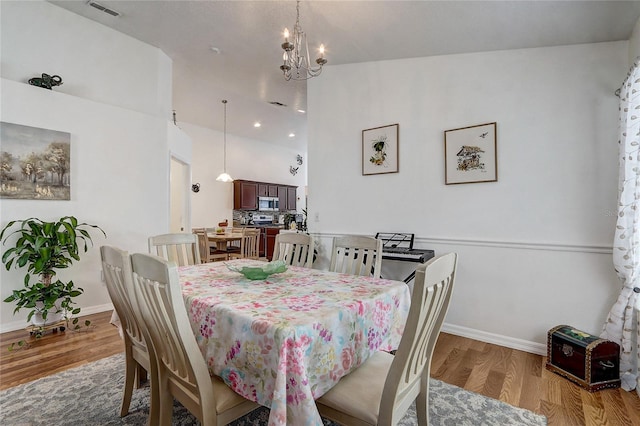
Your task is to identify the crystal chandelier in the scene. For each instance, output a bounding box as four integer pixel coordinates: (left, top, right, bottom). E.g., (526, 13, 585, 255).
(280, 0, 327, 81)
(216, 100, 233, 183)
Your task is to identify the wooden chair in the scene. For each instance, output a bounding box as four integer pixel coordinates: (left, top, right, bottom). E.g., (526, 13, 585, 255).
(100, 245, 158, 424)
(329, 235, 383, 278)
(316, 253, 457, 426)
(228, 228, 260, 260)
(148, 233, 200, 266)
(130, 253, 260, 426)
(272, 232, 314, 268)
(224, 227, 247, 256)
(193, 229, 228, 262)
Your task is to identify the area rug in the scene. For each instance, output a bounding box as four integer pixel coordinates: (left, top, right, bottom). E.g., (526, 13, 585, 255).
(0, 353, 546, 425)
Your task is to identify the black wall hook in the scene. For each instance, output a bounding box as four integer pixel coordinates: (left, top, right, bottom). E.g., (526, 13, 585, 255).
(192, 183, 200, 193)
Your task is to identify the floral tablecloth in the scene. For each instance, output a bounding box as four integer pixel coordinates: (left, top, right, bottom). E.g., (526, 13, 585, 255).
(179, 259, 410, 426)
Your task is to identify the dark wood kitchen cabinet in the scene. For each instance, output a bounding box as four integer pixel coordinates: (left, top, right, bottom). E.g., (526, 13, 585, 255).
(287, 187, 297, 210)
(233, 180, 258, 210)
(266, 227, 280, 260)
(258, 183, 268, 197)
(277, 185, 298, 211)
(257, 227, 280, 259)
(278, 186, 287, 211)
(257, 183, 282, 199)
(234, 179, 297, 211)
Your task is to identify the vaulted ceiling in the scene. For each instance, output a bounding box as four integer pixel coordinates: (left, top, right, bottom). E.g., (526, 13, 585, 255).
(49, 0, 640, 151)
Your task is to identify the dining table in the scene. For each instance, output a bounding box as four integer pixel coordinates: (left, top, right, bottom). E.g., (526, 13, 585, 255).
(207, 230, 243, 251)
(179, 258, 411, 426)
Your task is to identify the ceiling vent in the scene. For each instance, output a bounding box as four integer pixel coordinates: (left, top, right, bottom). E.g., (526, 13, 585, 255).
(87, 1, 120, 17)
(268, 101, 287, 107)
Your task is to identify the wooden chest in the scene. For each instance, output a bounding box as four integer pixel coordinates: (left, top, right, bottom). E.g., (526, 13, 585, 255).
(546, 325, 620, 392)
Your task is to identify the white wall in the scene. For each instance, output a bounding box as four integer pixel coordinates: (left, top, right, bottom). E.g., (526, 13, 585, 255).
(0, 0, 172, 119)
(0, 80, 170, 331)
(183, 122, 308, 228)
(0, 1, 175, 331)
(307, 42, 626, 353)
(629, 16, 640, 64)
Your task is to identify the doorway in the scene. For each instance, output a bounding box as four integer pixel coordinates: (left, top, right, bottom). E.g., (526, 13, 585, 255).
(170, 155, 190, 233)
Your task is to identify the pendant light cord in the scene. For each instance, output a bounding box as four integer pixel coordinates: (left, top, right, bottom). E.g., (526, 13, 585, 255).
(222, 99, 227, 172)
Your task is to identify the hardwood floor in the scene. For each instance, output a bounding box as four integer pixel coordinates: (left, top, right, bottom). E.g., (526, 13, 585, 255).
(1, 311, 639, 425)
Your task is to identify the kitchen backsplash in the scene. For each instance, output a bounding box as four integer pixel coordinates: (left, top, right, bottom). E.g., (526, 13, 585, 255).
(233, 210, 303, 226)
(233, 210, 280, 224)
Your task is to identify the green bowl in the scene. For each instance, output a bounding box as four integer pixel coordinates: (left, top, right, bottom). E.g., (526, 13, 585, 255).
(226, 260, 287, 280)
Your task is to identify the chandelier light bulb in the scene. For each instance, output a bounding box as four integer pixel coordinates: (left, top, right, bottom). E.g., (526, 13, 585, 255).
(283, 28, 289, 40)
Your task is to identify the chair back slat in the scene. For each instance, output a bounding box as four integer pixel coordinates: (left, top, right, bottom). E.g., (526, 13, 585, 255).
(244, 228, 260, 259)
(273, 233, 314, 268)
(193, 229, 211, 263)
(329, 235, 382, 278)
(230, 228, 260, 260)
(148, 233, 201, 266)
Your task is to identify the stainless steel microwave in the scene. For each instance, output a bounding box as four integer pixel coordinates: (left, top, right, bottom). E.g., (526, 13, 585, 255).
(258, 196, 279, 211)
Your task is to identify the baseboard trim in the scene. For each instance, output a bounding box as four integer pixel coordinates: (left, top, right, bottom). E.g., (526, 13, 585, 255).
(441, 322, 547, 356)
(1, 303, 547, 356)
(0, 303, 114, 334)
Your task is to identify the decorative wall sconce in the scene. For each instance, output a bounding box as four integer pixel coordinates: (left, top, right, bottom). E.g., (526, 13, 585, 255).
(191, 183, 200, 193)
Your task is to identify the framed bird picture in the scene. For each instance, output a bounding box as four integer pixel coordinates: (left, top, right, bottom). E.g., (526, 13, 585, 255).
(362, 123, 399, 176)
(444, 122, 497, 185)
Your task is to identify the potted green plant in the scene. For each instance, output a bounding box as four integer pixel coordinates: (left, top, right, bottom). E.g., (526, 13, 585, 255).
(0, 216, 105, 330)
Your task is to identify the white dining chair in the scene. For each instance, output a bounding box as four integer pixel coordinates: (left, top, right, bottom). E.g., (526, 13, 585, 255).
(228, 228, 260, 260)
(130, 252, 260, 426)
(329, 235, 383, 278)
(316, 252, 457, 426)
(272, 232, 314, 268)
(100, 245, 158, 425)
(148, 233, 201, 266)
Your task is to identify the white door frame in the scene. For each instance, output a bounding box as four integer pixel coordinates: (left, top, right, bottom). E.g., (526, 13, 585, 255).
(169, 153, 191, 233)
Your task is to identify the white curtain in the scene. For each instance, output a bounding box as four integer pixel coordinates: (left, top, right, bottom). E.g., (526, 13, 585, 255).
(601, 58, 640, 394)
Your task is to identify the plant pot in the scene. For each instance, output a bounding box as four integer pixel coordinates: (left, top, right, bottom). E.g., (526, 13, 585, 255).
(31, 300, 65, 326)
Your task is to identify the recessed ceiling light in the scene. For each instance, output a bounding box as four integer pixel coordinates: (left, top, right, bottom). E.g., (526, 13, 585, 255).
(289, 133, 295, 138)
(254, 122, 261, 128)
(210, 46, 221, 54)
(297, 109, 306, 114)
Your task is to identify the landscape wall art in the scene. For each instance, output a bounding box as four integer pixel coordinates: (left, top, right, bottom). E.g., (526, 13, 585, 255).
(0, 121, 71, 200)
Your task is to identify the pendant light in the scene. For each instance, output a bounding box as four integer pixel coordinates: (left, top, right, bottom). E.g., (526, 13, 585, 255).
(216, 99, 233, 183)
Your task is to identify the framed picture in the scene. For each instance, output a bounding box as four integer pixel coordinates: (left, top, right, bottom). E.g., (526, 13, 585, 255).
(0, 121, 71, 200)
(362, 123, 399, 175)
(444, 122, 497, 185)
